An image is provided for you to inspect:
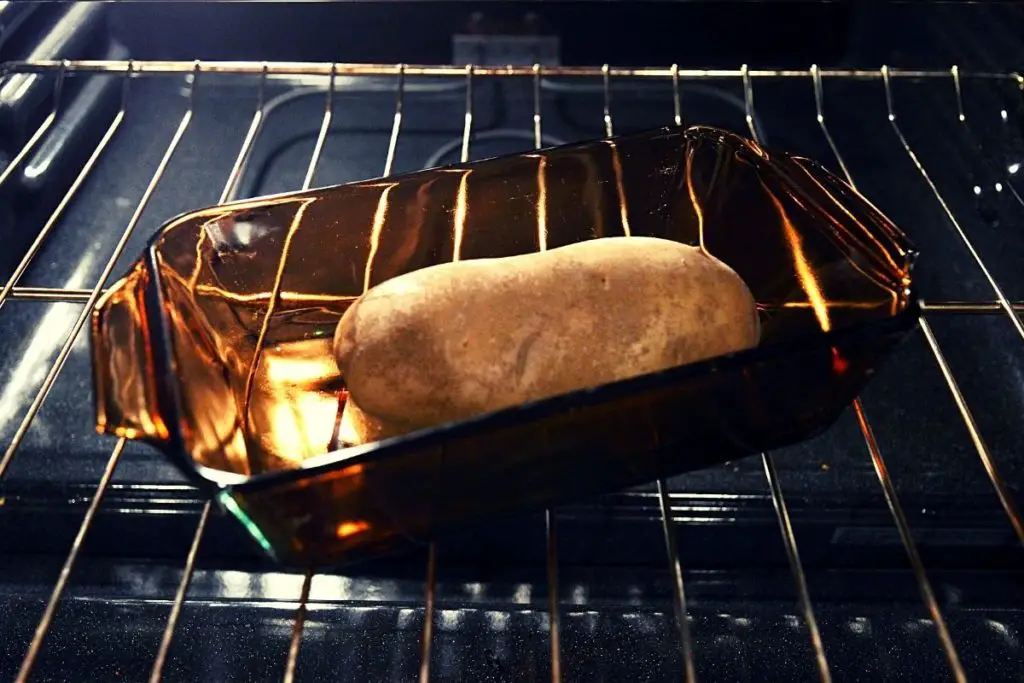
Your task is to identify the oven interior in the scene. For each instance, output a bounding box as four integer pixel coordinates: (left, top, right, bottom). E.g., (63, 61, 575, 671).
(1, 2, 1023, 681)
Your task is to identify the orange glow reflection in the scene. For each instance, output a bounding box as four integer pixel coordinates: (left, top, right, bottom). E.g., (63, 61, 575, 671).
(249, 337, 342, 468)
(791, 163, 901, 273)
(336, 520, 371, 538)
(94, 268, 172, 443)
(786, 162, 903, 316)
(606, 141, 632, 236)
(536, 155, 548, 251)
(364, 183, 396, 293)
(192, 287, 357, 306)
(187, 224, 210, 293)
(685, 147, 705, 253)
(263, 342, 339, 387)
(770, 193, 831, 333)
(241, 199, 317, 453)
(452, 170, 471, 261)
(831, 347, 849, 374)
(262, 391, 338, 465)
(777, 301, 883, 310)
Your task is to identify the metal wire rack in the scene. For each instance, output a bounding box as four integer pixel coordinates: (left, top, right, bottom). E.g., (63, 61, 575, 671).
(1, 59, 1023, 683)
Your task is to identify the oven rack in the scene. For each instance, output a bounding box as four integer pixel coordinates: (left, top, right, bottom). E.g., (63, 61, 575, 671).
(0, 59, 1022, 683)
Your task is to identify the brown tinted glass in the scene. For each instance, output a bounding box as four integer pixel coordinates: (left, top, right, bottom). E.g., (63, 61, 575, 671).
(90, 125, 918, 568)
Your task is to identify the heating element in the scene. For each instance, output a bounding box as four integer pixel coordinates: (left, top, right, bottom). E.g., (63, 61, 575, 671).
(1, 58, 1023, 682)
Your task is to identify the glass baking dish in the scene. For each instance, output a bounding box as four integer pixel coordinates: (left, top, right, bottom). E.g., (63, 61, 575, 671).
(90, 125, 919, 568)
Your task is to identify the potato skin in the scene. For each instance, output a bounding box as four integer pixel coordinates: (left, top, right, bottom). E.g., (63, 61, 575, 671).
(334, 236, 759, 444)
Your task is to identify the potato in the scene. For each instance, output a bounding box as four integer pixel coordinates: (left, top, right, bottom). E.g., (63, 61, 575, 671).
(333, 236, 759, 445)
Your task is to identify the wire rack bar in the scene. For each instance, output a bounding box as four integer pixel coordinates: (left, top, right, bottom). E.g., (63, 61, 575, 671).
(882, 65, 1024, 345)
(223, 64, 270, 203)
(1, 59, 1020, 80)
(14, 439, 126, 683)
(7, 287, 92, 302)
(460, 65, 474, 165)
(852, 401, 967, 682)
(418, 64, 475, 683)
(950, 65, 1024, 211)
(602, 64, 613, 137)
(813, 73, 969, 681)
(283, 570, 314, 683)
(385, 65, 405, 177)
(0, 63, 196, 478)
(656, 480, 698, 683)
(149, 71, 276, 682)
(741, 72, 833, 683)
(810, 65, 854, 185)
(741, 64, 757, 143)
(298, 69, 334, 190)
(533, 64, 543, 149)
(418, 542, 438, 683)
(761, 455, 833, 683)
(533, 63, 563, 683)
(11, 64, 198, 682)
(815, 65, 1024, 547)
(919, 301, 1024, 314)
(278, 71, 338, 683)
(670, 64, 683, 127)
(612, 70, 703, 678)
(545, 509, 562, 682)
(599, 73, 700, 677)
(149, 500, 213, 683)
(919, 317, 1024, 542)
(879, 65, 1024, 544)
(301, 64, 336, 190)
(0, 74, 128, 314)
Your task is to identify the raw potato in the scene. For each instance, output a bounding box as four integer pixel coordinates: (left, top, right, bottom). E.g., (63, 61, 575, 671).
(334, 236, 760, 445)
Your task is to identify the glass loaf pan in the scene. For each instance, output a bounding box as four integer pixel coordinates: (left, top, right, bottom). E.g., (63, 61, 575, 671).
(90, 125, 919, 568)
